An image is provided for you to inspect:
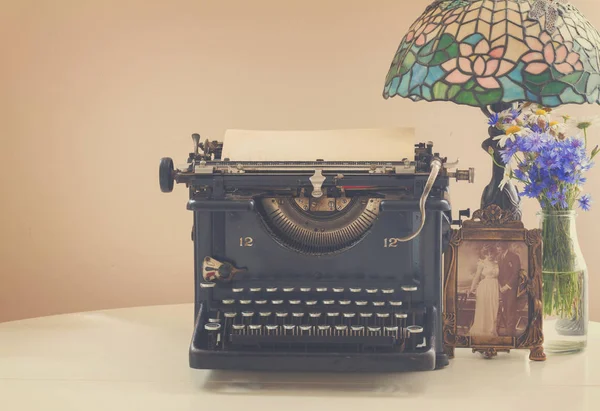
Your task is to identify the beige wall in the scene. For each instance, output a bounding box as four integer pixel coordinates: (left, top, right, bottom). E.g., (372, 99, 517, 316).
(1, 0, 599, 323)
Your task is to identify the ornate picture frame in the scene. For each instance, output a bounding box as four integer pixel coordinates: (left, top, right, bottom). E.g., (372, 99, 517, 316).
(443, 205, 546, 361)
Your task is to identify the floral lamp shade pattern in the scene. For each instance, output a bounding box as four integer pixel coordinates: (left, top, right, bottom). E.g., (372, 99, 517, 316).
(382, 0, 600, 107)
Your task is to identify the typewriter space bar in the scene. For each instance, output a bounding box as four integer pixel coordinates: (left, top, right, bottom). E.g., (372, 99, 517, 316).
(230, 335, 395, 347)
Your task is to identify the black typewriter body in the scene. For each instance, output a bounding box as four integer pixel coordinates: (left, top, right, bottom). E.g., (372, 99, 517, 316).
(160, 136, 473, 372)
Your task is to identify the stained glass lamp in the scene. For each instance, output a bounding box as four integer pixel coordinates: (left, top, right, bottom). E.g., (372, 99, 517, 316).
(383, 0, 600, 219)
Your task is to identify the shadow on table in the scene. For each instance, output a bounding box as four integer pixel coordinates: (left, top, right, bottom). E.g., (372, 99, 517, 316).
(198, 369, 430, 397)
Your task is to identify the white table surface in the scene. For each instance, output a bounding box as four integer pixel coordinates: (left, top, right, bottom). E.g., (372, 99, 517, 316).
(0, 304, 598, 411)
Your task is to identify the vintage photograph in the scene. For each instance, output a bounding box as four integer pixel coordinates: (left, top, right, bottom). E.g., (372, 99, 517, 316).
(456, 241, 529, 339)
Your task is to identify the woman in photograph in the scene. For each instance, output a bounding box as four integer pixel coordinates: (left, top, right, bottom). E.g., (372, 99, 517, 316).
(468, 244, 500, 337)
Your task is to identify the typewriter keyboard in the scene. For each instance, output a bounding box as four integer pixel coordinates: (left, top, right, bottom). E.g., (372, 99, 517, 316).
(198, 283, 430, 353)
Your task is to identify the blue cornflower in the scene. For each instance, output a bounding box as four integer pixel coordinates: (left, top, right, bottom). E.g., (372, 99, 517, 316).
(570, 138, 585, 149)
(521, 132, 545, 152)
(540, 152, 561, 169)
(522, 182, 543, 198)
(579, 194, 592, 211)
(500, 142, 519, 164)
(529, 123, 544, 134)
(555, 192, 568, 208)
(548, 187, 568, 208)
(514, 168, 527, 181)
(547, 183, 559, 194)
(488, 113, 500, 127)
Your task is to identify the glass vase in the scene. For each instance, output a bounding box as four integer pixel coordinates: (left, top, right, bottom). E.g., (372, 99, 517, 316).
(538, 210, 588, 353)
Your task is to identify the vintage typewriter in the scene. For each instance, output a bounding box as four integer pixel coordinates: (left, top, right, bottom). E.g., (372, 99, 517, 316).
(159, 129, 474, 372)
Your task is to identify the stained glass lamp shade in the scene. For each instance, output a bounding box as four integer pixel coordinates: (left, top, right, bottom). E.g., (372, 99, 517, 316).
(383, 0, 600, 218)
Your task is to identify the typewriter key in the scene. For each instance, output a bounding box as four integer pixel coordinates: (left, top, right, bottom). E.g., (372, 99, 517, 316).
(283, 287, 295, 292)
(276, 311, 288, 325)
(349, 288, 361, 293)
(385, 326, 399, 339)
(355, 301, 368, 306)
(292, 312, 304, 324)
(332, 288, 344, 293)
(382, 289, 395, 294)
(339, 300, 351, 306)
(394, 312, 408, 327)
(222, 299, 235, 305)
(259, 312, 272, 325)
(255, 300, 267, 305)
(283, 324, 296, 335)
(250, 288, 262, 292)
(232, 324, 245, 334)
(200, 282, 216, 289)
(359, 312, 372, 327)
(326, 312, 339, 326)
(366, 288, 378, 294)
(266, 325, 278, 335)
(389, 301, 403, 307)
(223, 313, 235, 336)
(242, 311, 254, 325)
(240, 300, 252, 305)
(204, 323, 221, 350)
(376, 313, 390, 327)
(318, 325, 331, 336)
(300, 287, 311, 292)
(372, 301, 385, 307)
(407, 325, 424, 350)
(335, 325, 348, 336)
(272, 300, 284, 305)
(343, 312, 356, 326)
(401, 285, 418, 292)
(316, 287, 328, 293)
(300, 325, 312, 335)
(309, 312, 322, 322)
(306, 300, 317, 306)
(266, 287, 278, 293)
(323, 300, 335, 305)
(289, 300, 301, 305)
(351, 325, 364, 336)
(248, 324, 262, 335)
(232, 288, 244, 293)
(368, 326, 381, 335)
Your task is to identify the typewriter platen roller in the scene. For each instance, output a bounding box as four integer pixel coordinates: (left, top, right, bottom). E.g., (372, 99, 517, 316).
(160, 130, 474, 372)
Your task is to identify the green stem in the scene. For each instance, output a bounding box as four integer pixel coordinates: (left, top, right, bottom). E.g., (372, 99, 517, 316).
(541, 212, 584, 319)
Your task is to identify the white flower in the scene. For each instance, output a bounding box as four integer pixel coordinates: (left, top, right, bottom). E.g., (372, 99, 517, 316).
(574, 115, 600, 131)
(493, 124, 532, 147)
(527, 108, 551, 126)
(499, 165, 512, 191)
(549, 121, 567, 134)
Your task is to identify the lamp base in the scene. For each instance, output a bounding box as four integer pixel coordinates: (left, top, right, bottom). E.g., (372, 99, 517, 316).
(480, 104, 522, 221)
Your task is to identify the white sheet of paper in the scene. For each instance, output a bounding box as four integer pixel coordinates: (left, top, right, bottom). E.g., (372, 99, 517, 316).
(221, 128, 415, 161)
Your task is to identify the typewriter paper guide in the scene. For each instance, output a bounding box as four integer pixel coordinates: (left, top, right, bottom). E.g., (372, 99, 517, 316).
(221, 128, 415, 161)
